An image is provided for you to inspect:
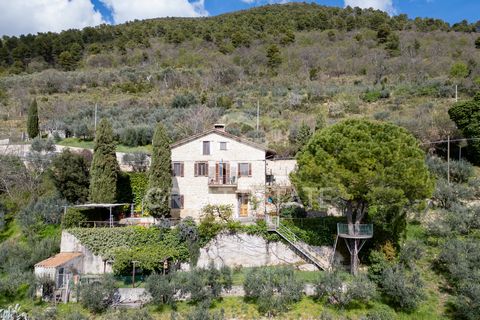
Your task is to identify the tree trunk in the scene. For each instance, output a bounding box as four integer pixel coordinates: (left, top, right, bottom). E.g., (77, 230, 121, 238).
(350, 239, 359, 275)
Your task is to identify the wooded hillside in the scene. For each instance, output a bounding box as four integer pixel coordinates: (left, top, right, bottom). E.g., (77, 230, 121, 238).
(0, 3, 479, 156)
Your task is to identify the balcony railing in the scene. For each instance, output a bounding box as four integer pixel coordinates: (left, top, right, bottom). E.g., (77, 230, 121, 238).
(208, 175, 238, 186)
(208, 166, 238, 186)
(337, 223, 373, 238)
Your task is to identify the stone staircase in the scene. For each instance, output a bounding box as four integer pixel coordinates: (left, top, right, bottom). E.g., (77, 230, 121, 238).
(266, 216, 330, 270)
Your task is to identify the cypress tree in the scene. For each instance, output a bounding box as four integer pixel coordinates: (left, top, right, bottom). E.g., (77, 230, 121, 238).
(146, 123, 172, 217)
(89, 119, 119, 203)
(27, 98, 39, 139)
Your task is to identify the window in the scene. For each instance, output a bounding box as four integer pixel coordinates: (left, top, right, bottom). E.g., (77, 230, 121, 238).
(220, 141, 227, 150)
(172, 162, 184, 177)
(238, 163, 252, 177)
(203, 141, 210, 155)
(171, 194, 184, 209)
(195, 162, 209, 176)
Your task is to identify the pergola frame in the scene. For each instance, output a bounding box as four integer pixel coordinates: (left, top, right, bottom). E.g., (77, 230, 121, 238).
(63, 203, 133, 227)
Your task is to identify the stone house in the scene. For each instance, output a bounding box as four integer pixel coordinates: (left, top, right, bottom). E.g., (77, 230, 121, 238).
(170, 124, 295, 220)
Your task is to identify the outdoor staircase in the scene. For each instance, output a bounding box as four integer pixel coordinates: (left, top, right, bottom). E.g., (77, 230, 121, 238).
(266, 216, 330, 271)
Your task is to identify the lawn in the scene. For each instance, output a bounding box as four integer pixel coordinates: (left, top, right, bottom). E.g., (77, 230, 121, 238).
(57, 138, 152, 154)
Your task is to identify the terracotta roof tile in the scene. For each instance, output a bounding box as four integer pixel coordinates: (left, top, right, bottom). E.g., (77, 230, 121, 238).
(35, 252, 82, 268)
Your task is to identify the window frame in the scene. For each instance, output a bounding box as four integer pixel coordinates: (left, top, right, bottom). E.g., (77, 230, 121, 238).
(238, 162, 252, 177)
(194, 161, 209, 177)
(202, 141, 210, 155)
(172, 162, 184, 177)
(219, 141, 227, 150)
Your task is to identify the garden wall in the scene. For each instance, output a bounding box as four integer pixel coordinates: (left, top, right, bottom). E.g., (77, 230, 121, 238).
(196, 233, 333, 270)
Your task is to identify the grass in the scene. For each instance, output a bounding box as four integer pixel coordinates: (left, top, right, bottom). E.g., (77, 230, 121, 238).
(57, 137, 152, 154)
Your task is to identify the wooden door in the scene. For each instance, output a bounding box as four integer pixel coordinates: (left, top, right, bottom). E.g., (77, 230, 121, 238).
(239, 195, 249, 217)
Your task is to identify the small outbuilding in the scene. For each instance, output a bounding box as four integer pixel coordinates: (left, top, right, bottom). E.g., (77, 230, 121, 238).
(34, 252, 83, 302)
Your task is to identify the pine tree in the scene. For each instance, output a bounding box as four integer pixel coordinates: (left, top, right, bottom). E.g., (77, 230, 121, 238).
(296, 122, 312, 149)
(27, 98, 39, 139)
(89, 119, 119, 203)
(146, 123, 172, 217)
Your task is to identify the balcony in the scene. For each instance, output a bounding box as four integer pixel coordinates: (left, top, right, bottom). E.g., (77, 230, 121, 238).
(208, 173, 238, 188)
(337, 223, 373, 239)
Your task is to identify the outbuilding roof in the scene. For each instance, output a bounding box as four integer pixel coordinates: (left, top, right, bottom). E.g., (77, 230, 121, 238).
(35, 252, 83, 268)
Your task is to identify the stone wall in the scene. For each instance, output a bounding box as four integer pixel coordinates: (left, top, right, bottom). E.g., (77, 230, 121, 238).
(196, 233, 333, 269)
(60, 231, 111, 274)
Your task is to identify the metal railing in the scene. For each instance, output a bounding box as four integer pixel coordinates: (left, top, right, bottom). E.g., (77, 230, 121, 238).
(337, 223, 373, 237)
(265, 215, 328, 270)
(208, 172, 238, 186)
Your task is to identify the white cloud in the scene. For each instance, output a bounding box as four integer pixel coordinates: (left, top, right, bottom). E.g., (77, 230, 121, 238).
(241, 0, 290, 4)
(100, 0, 209, 24)
(0, 0, 105, 36)
(344, 0, 397, 15)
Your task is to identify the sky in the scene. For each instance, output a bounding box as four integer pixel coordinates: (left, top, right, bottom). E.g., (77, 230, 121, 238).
(0, 0, 478, 37)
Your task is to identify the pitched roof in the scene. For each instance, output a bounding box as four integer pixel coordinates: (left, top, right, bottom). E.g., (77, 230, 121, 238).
(171, 129, 276, 155)
(35, 252, 82, 268)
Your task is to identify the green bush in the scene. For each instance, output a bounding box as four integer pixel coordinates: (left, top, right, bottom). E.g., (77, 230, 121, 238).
(183, 263, 232, 304)
(364, 305, 397, 320)
(79, 274, 118, 314)
(380, 264, 425, 311)
(244, 266, 303, 316)
(362, 90, 382, 103)
(62, 208, 87, 228)
(171, 93, 197, 108)
(145, 272, 182, 307)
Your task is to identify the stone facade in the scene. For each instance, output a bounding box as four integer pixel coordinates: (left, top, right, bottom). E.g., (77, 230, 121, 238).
(171, 127, 273, 220)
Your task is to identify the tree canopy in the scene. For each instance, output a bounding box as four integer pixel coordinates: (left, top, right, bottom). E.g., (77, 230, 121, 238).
(147, 123, 172, 217)
(27, 98, 39, 139)
(291, 119, 433, 245)
(448, 93, 480, 164)
(50, 149, 90, 204)
(89, 119, 119, 203)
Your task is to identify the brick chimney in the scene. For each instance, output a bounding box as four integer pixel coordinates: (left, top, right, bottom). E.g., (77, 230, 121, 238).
(214, 124, 226, 132)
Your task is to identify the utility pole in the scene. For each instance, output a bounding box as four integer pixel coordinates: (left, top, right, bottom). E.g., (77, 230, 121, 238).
(447, 135, 450, 184)
(94, 103, 98, 134)
(455, 85, 458, 102)
(132, 260, 139, 288)
(256, 100, 260, 132)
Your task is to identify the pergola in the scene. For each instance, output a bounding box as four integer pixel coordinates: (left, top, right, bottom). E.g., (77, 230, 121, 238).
(64, 203, 133, 227)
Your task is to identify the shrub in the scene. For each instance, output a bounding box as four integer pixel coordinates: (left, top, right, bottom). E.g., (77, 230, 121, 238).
(79, 274, 118, 313)
(363, 305, 397, 320)
(31, 137, 56, 153)
(17, 195, 67, 236)
(314, 271, 346, 305)
(244, 266, 303, 316)
(103, 308, 153, 320)
(122, 153, 149, 172)
(362, 90, 382, 103)
(183, 263, 232, 304)
(280, 204, 307, 218)
(62, 208, 87, 228)
(380, 265, 425, 311)
(145, 272, 181, 307)
(119, 126, 153, 147)
(171, 93, 197, 108)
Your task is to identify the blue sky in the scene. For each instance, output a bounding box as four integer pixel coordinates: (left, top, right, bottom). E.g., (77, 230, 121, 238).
(0, 0, 478, 37)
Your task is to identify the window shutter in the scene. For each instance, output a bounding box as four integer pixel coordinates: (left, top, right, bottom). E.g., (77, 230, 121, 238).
(194, 163, 198, 177)
(181, 163, 184, 177)
(248, 163, 252, 176)
(226, 163, 230, 180)
(238, 164, 241, 177)
(180, 195, 184, 208)
(215, 163, 219, 182)
(205, 163, 209, 176)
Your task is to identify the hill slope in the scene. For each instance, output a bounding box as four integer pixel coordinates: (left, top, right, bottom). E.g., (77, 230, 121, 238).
(0, 3, 479, 156)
